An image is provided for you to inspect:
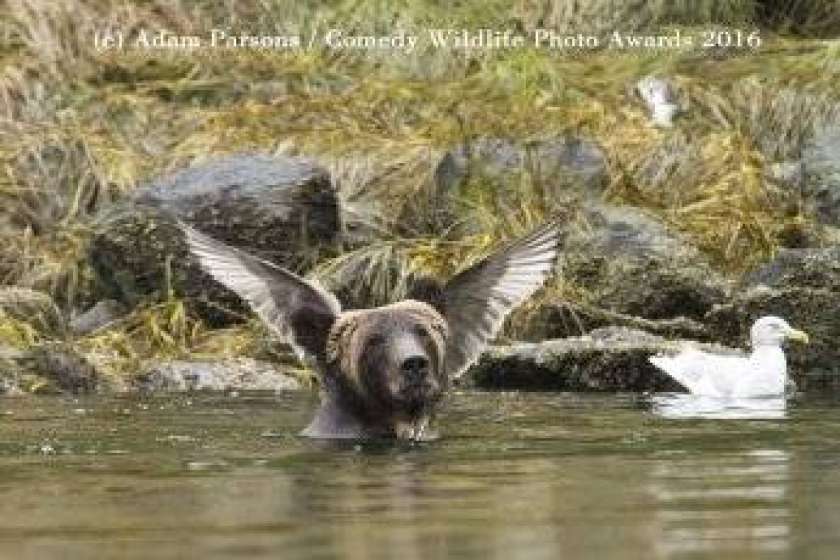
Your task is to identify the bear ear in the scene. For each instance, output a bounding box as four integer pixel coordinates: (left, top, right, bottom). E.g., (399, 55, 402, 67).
(179, 221, 340, 366)
(325, 314, 359, 365)
(440, 219, 561, 379)
(407, 276, 446, 315)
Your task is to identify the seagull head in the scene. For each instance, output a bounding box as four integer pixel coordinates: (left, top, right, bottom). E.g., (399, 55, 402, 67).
(750, 316, 809, 348)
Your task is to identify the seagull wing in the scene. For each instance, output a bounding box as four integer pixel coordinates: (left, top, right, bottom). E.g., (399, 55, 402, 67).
(650, 349, 751, 396)
(441, 220, 561, 379)
(180, 222, 341, 366)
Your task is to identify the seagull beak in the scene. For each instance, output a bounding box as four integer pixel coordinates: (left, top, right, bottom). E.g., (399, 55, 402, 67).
(786, 328, 810, 344)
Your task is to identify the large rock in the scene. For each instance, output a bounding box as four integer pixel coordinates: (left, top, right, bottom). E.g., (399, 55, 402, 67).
(132, 358, 302, 392)
(89, 154, 341, 325)
(416, 136, 607, 233)
(69, 299, 126, 335)
(436, 136, 608, 198)
(803, 125, 840, 226)
(518, 300, 712, 343)
(466, 327, 733, 392)
(746, 247, 840, 293)
(567, 205, 728, 317)
(519, 204, 729, 340)
(28, 344, 101, 393)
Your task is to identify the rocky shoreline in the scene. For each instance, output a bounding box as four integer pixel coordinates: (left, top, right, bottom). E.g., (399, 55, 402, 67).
(1, 143, 838, 396)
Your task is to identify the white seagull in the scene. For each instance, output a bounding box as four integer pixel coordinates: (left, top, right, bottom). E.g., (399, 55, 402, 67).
(649, 316, 809, 398)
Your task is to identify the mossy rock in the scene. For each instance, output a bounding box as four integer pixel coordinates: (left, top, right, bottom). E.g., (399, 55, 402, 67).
(89, 153, 342, 325)
(407, 136, 607, 234)
(569, 205, 728, 316)
(466, 327, 697, 392)
(131, 358, 302, 392)
(522, 204, 729, 341)
(746, 247, 840, 293)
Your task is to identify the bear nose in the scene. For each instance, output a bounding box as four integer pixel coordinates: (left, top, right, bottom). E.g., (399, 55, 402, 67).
(401, 355, 430, 377)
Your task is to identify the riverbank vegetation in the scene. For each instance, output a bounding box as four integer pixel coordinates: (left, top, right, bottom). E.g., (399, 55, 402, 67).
(0, 0, 838, 388)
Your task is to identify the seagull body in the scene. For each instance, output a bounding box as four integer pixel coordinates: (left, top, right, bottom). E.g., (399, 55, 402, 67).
(649, 316, 809, 398)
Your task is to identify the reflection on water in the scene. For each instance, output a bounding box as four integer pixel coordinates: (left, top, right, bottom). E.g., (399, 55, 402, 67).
(1, 390, 840, 559)
(650, 448, 791, 558)
(649, 393, 793, 556)
(651, 393, 788, 420)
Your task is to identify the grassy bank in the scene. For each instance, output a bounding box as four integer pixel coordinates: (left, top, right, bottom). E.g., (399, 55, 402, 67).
(0, 0, 838, 387)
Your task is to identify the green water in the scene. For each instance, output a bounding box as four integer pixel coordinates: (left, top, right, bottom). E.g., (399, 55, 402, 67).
(1, 390, 840, 559)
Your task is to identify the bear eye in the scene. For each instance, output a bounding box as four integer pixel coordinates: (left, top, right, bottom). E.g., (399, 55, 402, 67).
(414, 325, 431, 338)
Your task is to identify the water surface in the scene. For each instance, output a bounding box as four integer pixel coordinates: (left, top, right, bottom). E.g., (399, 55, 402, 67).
(2, 390, 840, 559)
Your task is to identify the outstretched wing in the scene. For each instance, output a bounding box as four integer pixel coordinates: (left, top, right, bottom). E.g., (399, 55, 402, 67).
(649, 351, 709, 394)
(179, 222, 341, 366)
(441, 220, 561, 378)
(649, 349, 751, 397)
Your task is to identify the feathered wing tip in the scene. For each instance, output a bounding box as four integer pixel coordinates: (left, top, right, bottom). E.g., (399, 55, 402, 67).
(177, 220, 341, 366)
(649, 354, 675, 376)
(649, 352, 702, 393)
(441, 218, 563, 379)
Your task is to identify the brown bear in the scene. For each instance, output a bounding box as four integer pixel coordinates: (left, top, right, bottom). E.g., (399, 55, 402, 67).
(180, 219, 560, 441)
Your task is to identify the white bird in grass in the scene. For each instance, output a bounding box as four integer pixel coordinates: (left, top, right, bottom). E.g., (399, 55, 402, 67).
(649, 316, 809, 398)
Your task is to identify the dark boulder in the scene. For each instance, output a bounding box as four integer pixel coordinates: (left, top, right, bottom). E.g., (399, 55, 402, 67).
(436, 136, 607, 196)
(518, 300, 711, 343)
(1, 343, 108, 395)
(803, 125, 840, 226)
(565, 205, 728, 318)
(746, 247, 840, 293)
(703, 239, 840, 383)
(505, 243, 838, 390)
(89, 154, 341, 325)
(518, 204, 728, 340)
(418, 136, 607, 233)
